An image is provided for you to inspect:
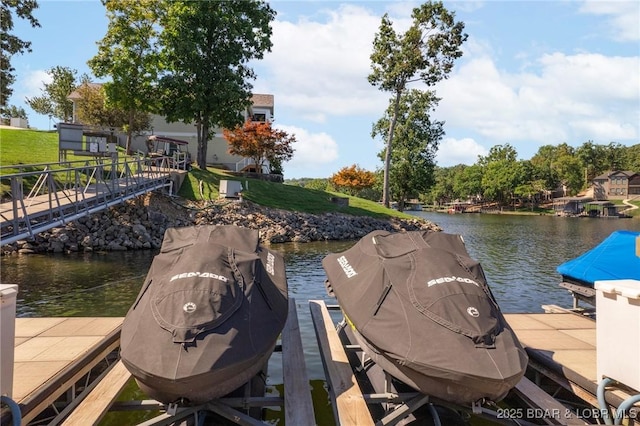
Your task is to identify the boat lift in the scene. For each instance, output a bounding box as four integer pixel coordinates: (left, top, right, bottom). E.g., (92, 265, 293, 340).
(309, 300, 591, 426)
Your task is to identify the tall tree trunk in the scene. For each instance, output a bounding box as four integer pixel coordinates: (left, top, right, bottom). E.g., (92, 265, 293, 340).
(382, 89, 402, 208)
(197, 120, 208, 170)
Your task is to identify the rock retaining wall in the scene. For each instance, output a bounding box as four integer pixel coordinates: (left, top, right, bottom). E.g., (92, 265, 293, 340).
(1, 193, 439, 255)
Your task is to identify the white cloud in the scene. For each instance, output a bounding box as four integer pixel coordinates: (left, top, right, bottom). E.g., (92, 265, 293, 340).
(384, 1, 418, 18)
(453, 1, 485, 14)
(435, 57, 523, 141)
(579, 0, 640, 42)
(275, 124, 339, 172)
(536, 53, 638, 102)
(20, 69, 51, 99)
(436, 137, 488, 166)
(568, 118, 638, 142)
(436, 50, 639, 154)
(260, 4, 390, 118)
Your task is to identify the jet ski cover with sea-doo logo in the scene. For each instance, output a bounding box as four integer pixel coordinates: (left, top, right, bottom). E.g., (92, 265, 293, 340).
(120, 225, 288, 404)
(322, 230, 527, 405)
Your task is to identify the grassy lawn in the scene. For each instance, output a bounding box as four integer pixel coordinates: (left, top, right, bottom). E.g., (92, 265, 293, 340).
(1, 128, 133, 198)
(179, 166, 416, 219)
(0, 127, 415, 220)
(0, 128, 61, 165)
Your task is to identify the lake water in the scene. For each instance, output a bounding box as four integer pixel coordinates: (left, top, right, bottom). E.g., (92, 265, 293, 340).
(2, 213, 639, 423)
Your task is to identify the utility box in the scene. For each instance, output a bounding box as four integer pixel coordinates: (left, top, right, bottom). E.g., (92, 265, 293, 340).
(1, 284, 18, 397)
(595, 279, 640, 391)
(9, 117, 28, 128)
(58, 122, 84, 150)
(219, 180, 243, 198)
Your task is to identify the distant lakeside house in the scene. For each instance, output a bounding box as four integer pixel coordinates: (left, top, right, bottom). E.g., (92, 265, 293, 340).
(592, 170, 640, 200)
(66, 85, 274, 173)
(553, 170, 640, 217)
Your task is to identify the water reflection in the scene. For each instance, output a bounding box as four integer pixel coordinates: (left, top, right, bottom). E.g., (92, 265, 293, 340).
(2, 251, 151, 317)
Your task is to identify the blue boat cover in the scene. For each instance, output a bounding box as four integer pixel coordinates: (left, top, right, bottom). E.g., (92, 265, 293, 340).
(556, 230, 640, 285)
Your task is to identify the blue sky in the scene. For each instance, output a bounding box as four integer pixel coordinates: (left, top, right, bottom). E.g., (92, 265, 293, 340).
(8, 0, 640, 179)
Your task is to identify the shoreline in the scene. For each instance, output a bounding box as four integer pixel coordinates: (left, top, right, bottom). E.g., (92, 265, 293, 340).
(1, 193, 440, 255)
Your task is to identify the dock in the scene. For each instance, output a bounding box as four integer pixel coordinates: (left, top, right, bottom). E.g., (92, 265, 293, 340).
(310, 300, 639, 426)
(11, 317, 123, 425)
(504, 310, 639, 417)
(2, 299, 316, 426)
(4, 301, 639, 425)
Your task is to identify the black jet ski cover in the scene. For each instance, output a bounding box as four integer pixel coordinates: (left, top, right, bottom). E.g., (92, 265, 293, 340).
(322, 230, 528, 405)
(120, 225, 288, 404)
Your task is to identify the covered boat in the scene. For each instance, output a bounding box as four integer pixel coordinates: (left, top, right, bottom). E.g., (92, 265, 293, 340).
(557, 230, 640, 286)
(322, 230, 528, 405)
(556, 230, 640, 308)
(120, 225, 288, 404)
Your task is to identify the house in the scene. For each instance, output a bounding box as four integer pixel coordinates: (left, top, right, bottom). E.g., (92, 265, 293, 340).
(592, 170, 640, 200)
(67, 85, 274, 172)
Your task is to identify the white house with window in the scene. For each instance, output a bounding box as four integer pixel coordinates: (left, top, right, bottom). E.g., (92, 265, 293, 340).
(67, 86, 274, 172)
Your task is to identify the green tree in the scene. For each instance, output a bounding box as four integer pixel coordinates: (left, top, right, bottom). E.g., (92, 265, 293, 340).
(427, 166, 456, 205)
(478, 143, 518, 167)
(602, 142, 626, 171)
(479, 144, 522, 204)
(75, 80, 116, 126)
(481, 161, 516, 204)
(454, 164, 483, 201)
(0, 0, 40, 110)
(368, 1, 467, 207)
(532, 143, 584, 196)
(1, 104, 27, 120)
(75, 79, 151, 132)
(576, 140, 607, 184)
(372, 89, 443, 211)
(300, 178, 330, 191)
(512, 160, 536, 208)
(623, 144, 640, 171)
(530, 144, 562, 193)
(159, 0, 275, 169)
(25, 66, 76, 122)
(23, 96, 51, 121)
(554, 153, 584, 196)
(514, 182, 537, 210)
(88, 0, 162, 154)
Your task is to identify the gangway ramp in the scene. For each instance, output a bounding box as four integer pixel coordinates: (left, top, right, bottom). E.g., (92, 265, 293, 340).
(0, 157, 182, 246)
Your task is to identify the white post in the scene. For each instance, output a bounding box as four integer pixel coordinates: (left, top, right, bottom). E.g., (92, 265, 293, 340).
(0, 284, 18, 398)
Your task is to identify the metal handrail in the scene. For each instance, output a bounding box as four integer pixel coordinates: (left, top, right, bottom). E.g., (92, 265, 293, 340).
(26, 165, 51, 204)
(234, 157, 253, 172)
(0, 158, 111, 173)
(234, 157, 268, 173)
(0, 156, 177, 246)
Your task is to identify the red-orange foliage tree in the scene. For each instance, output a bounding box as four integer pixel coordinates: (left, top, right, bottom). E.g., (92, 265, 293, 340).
(331, 164, 376, 195)
(224, 119, 296, 174)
